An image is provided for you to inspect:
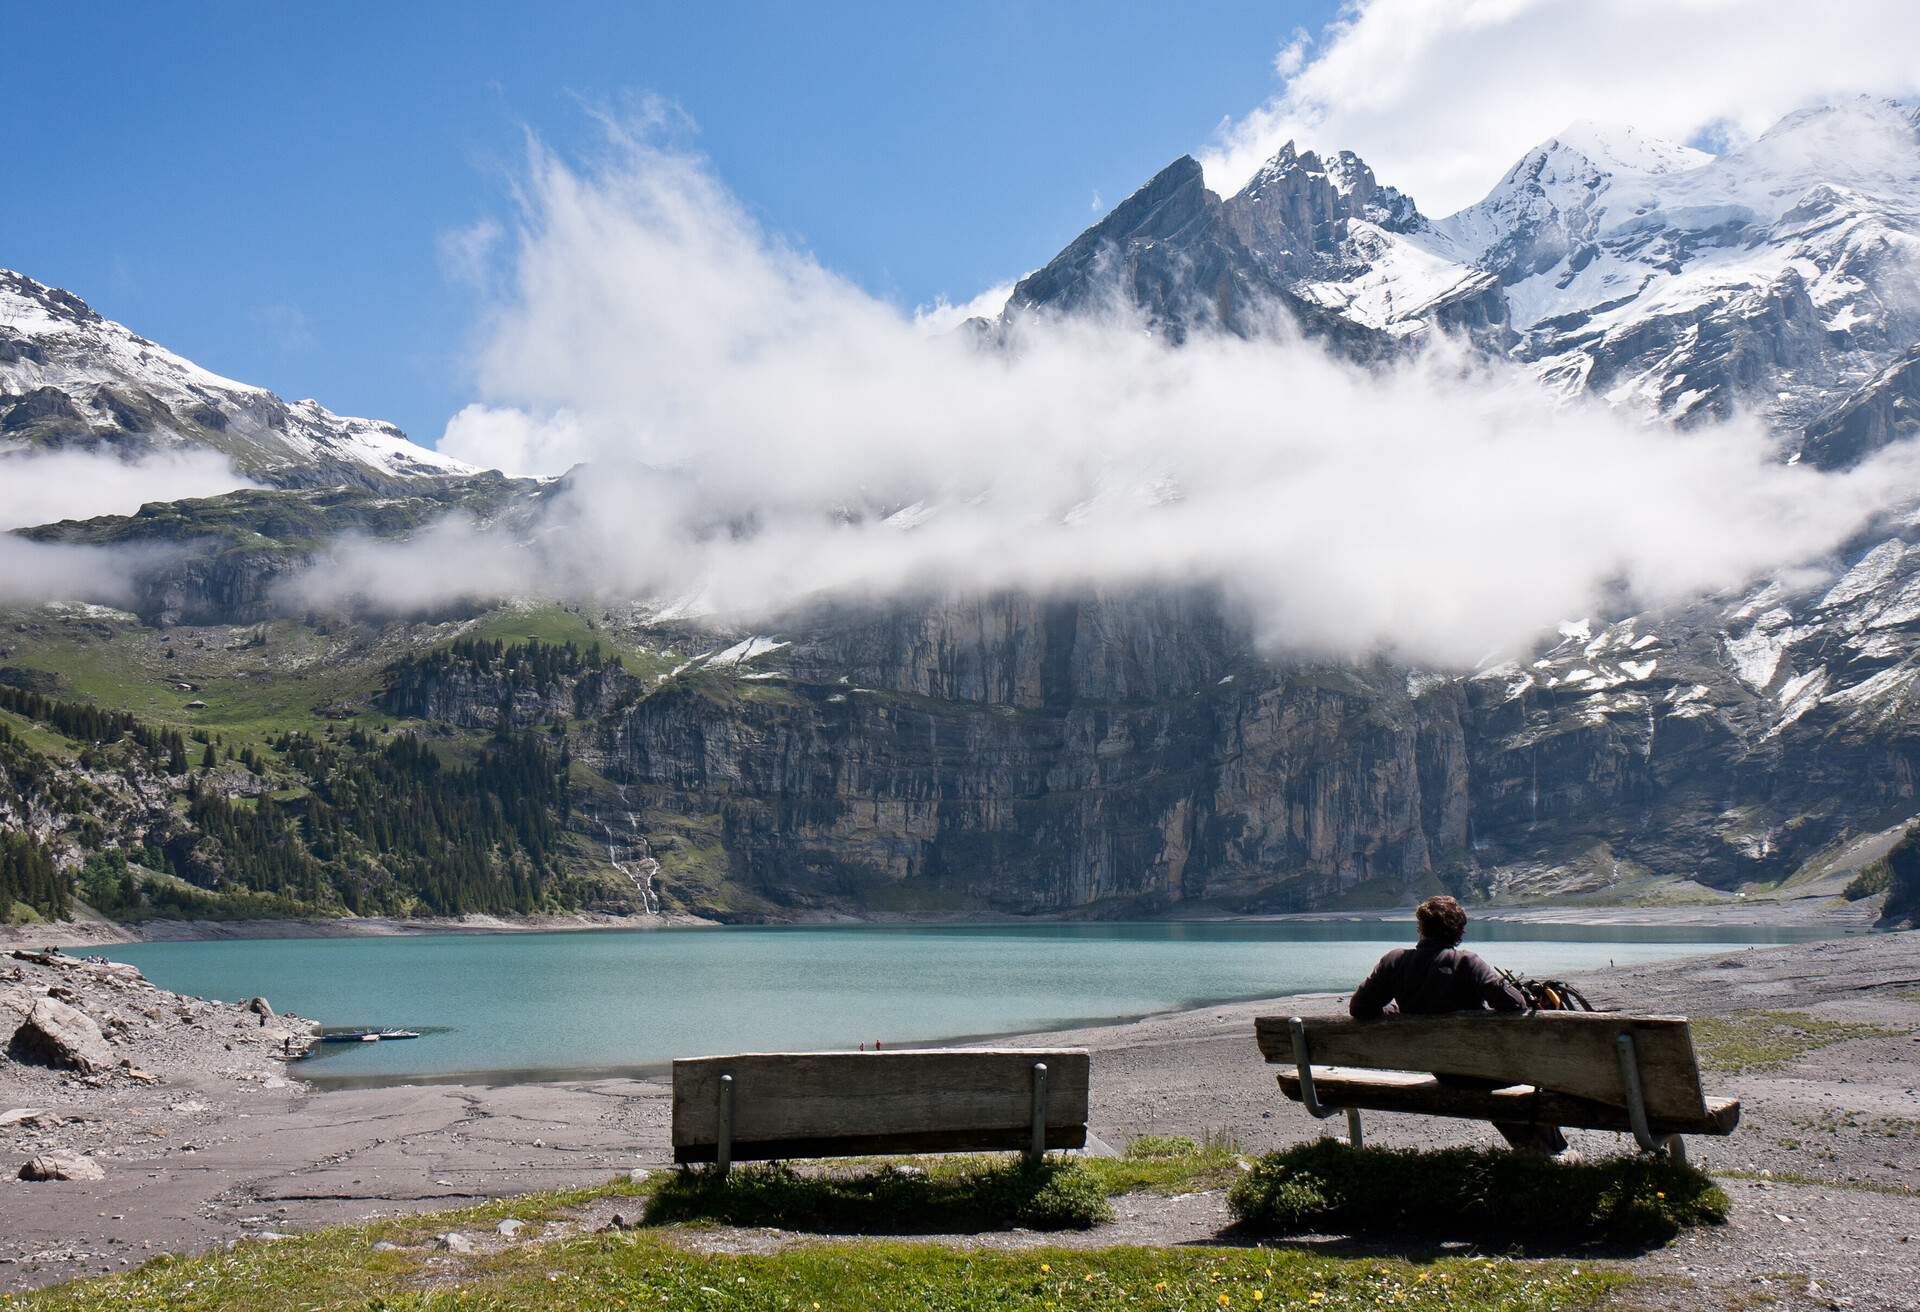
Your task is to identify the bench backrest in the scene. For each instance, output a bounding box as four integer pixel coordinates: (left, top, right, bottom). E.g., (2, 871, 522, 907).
(671, 1048, 1090, 1164)
(1254, 1012, 1709, 1124)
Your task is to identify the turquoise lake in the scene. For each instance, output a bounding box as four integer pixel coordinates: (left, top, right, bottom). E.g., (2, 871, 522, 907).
(96, 921, 1834, 1085)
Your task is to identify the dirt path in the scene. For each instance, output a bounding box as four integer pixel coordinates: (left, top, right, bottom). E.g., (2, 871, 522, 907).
(4, 933, 1916, 1308)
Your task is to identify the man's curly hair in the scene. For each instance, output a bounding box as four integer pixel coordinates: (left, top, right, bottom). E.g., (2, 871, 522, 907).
(1415, 894, 1468, 947)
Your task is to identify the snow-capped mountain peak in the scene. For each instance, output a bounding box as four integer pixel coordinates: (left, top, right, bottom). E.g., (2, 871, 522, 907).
(1701, 95, 1920, 219)
(1427, 122, 1707, 272)
(1547, 119, 1711, 177)
(1012, 97, 1920, 456)
(0, 269, 476, 488)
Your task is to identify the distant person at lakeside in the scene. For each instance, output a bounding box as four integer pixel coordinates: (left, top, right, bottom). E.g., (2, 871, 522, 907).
(1347, 894, 1569, 1154)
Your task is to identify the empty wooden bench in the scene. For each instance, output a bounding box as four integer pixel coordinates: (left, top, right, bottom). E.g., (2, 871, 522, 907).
(1254, 1012, 1739, 1160)
(672, 1048, 1090, 1175)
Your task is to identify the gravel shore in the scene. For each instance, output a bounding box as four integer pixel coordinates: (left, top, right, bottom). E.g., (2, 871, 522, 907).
(3, 932, 1915, 1308)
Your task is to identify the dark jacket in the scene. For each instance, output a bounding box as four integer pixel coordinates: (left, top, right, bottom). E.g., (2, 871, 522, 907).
(1349, 941, 1527, 1020)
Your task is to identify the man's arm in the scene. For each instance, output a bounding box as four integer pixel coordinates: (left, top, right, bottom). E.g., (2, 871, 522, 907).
(1349, 950, 1402, 1020)
(1467, 952, 1528, 1012)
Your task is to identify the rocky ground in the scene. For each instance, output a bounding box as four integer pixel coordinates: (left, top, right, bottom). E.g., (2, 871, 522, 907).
(3, 933, 1915, 1309)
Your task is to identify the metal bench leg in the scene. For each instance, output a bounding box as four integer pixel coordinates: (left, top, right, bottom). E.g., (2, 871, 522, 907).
(716, 1073, 734, 1179)
(1289, 1017, 1348, 1139)
(1027, 1061, 1050, 1164)
(1614, 1033, 1670, 1156)
(1346, 1108, 1364, 1149)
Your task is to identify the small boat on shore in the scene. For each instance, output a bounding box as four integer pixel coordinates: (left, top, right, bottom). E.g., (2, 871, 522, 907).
(319, 1029, 422, 1044)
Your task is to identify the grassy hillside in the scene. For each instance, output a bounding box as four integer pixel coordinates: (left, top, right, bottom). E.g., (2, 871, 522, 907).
(0, 601, 719, 922)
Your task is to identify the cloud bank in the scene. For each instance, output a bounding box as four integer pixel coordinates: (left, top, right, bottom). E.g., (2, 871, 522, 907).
(0, 537, 141, 608)
(0, 448, 247, 606)
(0, 448, 252, 533)
(1201, 0, 1920, 213)
(398, 124, 1920, 665)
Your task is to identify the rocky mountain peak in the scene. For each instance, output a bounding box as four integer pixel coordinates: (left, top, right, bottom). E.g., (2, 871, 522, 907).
(1225, 142, 1423, 277)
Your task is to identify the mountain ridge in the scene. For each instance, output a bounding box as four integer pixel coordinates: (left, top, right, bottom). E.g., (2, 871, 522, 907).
(1, 269, 476, 491)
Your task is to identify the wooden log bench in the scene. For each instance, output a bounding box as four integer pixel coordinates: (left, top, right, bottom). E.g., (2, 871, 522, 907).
(671, 1048, 1091, 1175)
(1254, 1012, 1739, 1160)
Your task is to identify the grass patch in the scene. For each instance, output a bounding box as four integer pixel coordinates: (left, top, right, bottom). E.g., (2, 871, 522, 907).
(644, 1157, 1114, 1232)
(1124, 1133, 1212, 1158)
(1075, 1132, 1246, 1196)
(1691, 1009, 1902, 1074)
(16, 1181, 1629, 1312)
(1228, 1141, 1728, 1248)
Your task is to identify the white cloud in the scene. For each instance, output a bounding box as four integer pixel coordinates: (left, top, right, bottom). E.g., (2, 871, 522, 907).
(0, 537, 139, 607)
(0, 448, 253, 532)
(277, 515, 546, 616)
(438, 403, 587, 477)
(247, 303, 315, 355)
(1201, 0, 1920, 214)
(323, 122, 1920, 664)
(437, 218, 505, 287)
(910, 280, 1017, 335)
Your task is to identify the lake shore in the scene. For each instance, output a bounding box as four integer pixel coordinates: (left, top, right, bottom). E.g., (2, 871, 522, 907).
(0, 908, 718, 949)
(4, 932, 1915, 1306)
(1, 888, 1881, 949)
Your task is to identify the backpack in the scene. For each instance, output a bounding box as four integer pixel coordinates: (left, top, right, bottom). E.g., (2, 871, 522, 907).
(1499, 968, 1596, 1011)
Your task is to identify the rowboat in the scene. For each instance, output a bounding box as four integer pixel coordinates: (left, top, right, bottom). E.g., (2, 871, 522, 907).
(319, 1028, 422, 1044)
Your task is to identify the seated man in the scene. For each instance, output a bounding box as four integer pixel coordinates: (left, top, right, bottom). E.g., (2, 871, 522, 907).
(1349, 894, 1568, 1154)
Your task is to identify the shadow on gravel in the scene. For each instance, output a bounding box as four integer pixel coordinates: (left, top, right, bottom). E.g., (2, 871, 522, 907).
(644, 1158, 1114, 1233)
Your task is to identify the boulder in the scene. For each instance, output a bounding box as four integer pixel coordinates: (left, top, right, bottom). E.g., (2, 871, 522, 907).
(19, 1150, 105, 1182)
(7, 996, 115, 1073)
(0, 985, 35, 1030)
(246, 996, 274, 1019)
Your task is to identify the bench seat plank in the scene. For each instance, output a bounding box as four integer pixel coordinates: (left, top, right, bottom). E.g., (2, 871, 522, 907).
(672, 1049, 1089, 1165)
(1255, 1012, 1709, 1123)
(1275, 1066, 1739, 1136)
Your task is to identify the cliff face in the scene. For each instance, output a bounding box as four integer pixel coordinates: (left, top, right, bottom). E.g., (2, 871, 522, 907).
(577, 554, 1920, 919)
(599, 593, 1475, 915)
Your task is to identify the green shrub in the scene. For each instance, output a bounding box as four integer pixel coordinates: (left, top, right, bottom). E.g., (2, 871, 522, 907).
(645, 1156, 1113, 1233)
(1228, 1140, 1728, 1248)
(1844, 862, 1892, 901)
(1124, 1134, 1200, 1159)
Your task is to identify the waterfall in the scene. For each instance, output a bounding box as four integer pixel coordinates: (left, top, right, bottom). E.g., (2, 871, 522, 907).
(599, 782, 661, 915)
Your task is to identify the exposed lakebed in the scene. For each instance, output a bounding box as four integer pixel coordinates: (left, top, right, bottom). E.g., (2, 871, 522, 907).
(95, 920, 1836, 1084)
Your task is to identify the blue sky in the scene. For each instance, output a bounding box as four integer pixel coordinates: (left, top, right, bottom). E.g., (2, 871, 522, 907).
(5, 3, 1337, 446)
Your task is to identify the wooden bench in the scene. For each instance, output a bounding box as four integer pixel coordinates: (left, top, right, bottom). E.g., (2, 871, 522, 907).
(672, 1048, 1090, 1175)
(1254, 1012, 1739, 1160)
